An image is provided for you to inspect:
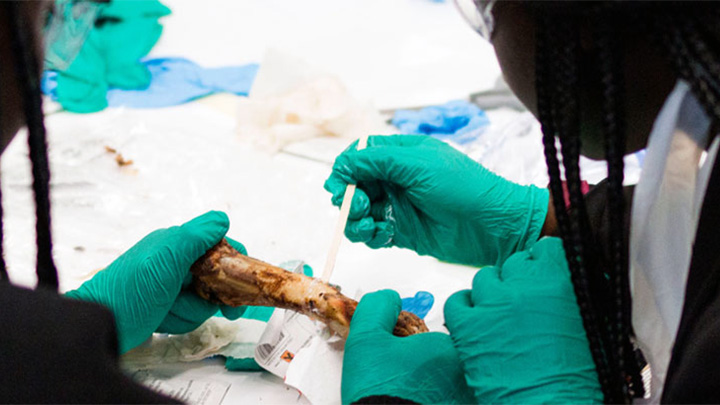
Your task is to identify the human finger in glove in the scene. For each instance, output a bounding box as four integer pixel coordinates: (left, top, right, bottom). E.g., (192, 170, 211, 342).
(324, 135, 549, 267)
(444, 237, 603, 404)
(341, 289, 474, 405)
(65, 211, 247, 354)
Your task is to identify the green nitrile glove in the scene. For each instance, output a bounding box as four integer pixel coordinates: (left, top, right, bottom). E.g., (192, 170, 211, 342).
(65, 211, 248, 354)
(342, 290, 474, 405)
(444, 237, 603, 404)
(324, 135, 549, 267)
(55, 0, 171, 112)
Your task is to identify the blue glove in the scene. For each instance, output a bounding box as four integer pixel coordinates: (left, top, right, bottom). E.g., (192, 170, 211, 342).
(342, 290, 474, 404)
(325, 135, 548, 267)
(444, 237, 603, 403)
(66, 211, 247, 354)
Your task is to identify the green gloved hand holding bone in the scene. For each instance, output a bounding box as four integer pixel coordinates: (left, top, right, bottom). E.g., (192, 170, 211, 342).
(66, 211, 247, 354)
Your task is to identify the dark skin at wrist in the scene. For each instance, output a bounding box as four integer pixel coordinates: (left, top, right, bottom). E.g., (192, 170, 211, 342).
(540, 194, 559, 237)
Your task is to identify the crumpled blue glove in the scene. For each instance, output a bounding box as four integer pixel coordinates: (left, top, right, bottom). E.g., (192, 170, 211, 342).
(325, 135, 548, 267)
(65, 211, 247, 354)
(341, 290, 474, 405)
(444, 237, 603, 404)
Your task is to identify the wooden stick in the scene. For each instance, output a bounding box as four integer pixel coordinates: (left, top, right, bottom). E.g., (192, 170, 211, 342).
(321, 136, 369, 282)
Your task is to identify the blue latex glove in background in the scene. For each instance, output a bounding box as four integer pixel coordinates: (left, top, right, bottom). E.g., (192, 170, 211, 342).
(66, 211, 247, 354)
(44, 58, 259, 109)
(106, 58, 259, 108)
(392, 100, 490, 146)
(444, 237, 603, 403)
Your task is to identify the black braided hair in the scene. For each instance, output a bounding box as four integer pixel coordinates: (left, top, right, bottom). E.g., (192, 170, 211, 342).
(535, 11, 623, 402)
(5, 2, 58, 290)
(532, 1, 720, 403)
(596, 14, 644, 399)
(651, 6, 720, 130)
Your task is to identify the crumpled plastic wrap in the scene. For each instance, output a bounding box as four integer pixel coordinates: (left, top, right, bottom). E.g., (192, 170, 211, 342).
(121, 317, 267, 368)
(236, 49, 394, 151)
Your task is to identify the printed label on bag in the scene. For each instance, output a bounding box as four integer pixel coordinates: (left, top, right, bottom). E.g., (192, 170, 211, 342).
(253, 261, 320, 378)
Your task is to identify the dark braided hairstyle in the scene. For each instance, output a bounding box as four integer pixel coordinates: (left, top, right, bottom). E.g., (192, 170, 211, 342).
(532, 1, 720, 403)
(535, 8, 623, 402)
(2, 2, 59, 290)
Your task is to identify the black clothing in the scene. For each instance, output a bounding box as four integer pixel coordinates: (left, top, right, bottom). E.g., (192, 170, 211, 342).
(583, 180, 635, 268)
(663, 150, 720, 403)
(0, 282, 175, 403)
(586, 162, 720, 403)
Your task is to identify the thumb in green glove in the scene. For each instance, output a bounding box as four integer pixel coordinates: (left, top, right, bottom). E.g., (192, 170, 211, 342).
(444, 237, 603, 404)
(342, 289, 474, 404)
(66, 211, 247, 354)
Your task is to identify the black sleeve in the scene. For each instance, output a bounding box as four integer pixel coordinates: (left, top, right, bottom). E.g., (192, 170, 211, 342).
(0, 282, 177, 404)
(587, 156, 720, 402)
(582, 179, 635, 267)
(663, 152, 720, 403)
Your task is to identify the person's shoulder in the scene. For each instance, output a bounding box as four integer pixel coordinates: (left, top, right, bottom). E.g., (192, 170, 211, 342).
(1, 282, 116, 326)
(0, 282, 176, 403)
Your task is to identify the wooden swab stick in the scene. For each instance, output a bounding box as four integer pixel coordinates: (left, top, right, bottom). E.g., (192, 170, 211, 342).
(321, 136, 369, 282)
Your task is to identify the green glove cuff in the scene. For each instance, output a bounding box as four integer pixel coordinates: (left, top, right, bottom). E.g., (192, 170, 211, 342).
(516, 185, 550, 256)
(225, 357, 262, 372)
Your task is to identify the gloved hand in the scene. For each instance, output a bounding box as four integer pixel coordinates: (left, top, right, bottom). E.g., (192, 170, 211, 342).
(54, 0, 171, 112)
(65, 211, 247, 354)
(342, 290, 474, 405)
(325, 135, 549, 267)
(444, 237, 603, 403)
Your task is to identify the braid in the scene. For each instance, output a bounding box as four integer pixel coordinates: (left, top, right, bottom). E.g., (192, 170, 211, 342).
(556, 18, 628, 401)
(536, 18, 570, 240)
(533, 1, 720, 403)
(536, 14, 620, 402)
(6, 2, 58, 290)
(677, 17, 720, 127)
(596, 17, 644, 399)
(651, 9, 720, 127)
